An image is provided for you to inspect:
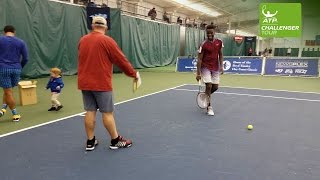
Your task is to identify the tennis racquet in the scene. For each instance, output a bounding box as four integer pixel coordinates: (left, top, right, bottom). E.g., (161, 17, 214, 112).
(133, 71, 142, 92)
(196, 80, 209, 109)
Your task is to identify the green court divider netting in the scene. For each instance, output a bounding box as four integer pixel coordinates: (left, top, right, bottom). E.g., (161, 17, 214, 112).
(108, 9, 122, 49)
(1, 0, 89, 78)
(0, 0, 5, 28)
(184, 27, 205, 57)
(184, 31, 237, 57)
(231, 39, 245, 56)
(1, 0, 251, 77)
(1, 0, 180, 78)
(120, 15, 180, 68)
(213, 33, 234, 56)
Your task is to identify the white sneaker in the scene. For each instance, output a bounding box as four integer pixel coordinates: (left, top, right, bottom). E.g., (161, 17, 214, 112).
(207, 106, 215, 116)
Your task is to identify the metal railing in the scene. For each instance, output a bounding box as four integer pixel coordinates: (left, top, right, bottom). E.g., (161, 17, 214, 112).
(55, 0, 207, 29)
(120, 1, 204, 28)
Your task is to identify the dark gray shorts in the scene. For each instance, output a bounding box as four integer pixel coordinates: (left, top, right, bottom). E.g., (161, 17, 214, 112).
(82, 91, 114, 113)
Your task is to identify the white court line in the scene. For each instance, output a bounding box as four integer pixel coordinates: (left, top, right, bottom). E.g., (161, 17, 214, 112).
(187, 84, 320, 95)
(174, 89, 320, 103)
(0, 84, 187, 138)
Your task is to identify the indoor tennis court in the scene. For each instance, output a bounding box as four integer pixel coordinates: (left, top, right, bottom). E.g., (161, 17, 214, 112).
(1, 0, 320, 179)
(1, 84, 319, 180)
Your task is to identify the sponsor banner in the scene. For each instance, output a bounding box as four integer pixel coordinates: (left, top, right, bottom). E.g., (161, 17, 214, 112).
(86, 6, 111, 30)
(176, 57, 198, 72)
(265, 58, 319, 76)
(234, 36, 244, 43)
(223, 57, 263, 74)
(245, 37, 256, 42)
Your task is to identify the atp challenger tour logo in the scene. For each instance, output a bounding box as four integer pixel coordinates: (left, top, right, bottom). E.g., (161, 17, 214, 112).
(260, 3, 301, 37)
(262, 5, 278, 23)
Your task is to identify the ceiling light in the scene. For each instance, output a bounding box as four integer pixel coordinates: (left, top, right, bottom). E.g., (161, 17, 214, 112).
(172, 0, 221, 17)
(226, 29, 256, 36)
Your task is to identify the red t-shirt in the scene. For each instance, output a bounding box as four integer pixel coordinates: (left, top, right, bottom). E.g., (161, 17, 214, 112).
(198, 39, 223, 71)
(78, 31, 136, 91)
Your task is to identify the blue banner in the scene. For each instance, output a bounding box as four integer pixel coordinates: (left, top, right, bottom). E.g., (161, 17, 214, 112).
(223, 57, 263, 74)
(265, 58, 319, 76)
(86, 6, 111, 30)
(176, 57, 197, 72)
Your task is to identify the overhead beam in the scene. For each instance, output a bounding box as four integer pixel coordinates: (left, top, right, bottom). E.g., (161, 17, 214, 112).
(210, 9, 258, 24)
(198, 0, 234, 16)
(163, 7, 179, 12)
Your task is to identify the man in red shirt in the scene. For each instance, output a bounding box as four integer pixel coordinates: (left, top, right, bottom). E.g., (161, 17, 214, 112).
(78, 16, 140, 151)
(196, 25, 224, 116)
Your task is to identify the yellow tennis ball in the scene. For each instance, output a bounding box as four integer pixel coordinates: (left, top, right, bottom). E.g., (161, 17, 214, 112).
(247, 125, 253, 130)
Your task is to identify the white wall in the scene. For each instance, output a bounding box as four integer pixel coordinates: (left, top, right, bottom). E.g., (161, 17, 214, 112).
(121, 1, 137, 15)
(171, 12, 187, 24)
(137, 1, 163, 18)
(272, 38, 301, 48)
(257, 38, 270, 51)
(93, 0, 117, 7)
(301, 16, 320, 51)
(303, 16, 320, 41)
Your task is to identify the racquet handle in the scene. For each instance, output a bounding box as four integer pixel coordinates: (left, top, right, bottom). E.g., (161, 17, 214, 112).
(198, 80, 201, 86)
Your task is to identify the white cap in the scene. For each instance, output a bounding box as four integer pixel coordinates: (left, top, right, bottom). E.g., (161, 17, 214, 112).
(92, 16, 107, 27)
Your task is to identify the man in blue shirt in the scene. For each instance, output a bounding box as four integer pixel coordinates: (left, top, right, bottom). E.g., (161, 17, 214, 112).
(0, 25, 29, 122)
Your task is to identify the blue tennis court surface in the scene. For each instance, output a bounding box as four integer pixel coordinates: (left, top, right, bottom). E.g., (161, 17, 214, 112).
(1, 84, 320, 180)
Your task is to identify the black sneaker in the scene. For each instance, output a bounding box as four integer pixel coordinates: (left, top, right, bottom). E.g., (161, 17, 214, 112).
(48, 107, 56, 111)
(86, 137, 98, 151)
(56, 105, 63, 111)
(109, 136, 132, 150)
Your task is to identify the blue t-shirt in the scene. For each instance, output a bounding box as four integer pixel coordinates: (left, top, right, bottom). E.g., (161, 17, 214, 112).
(0, 36, 28, 69)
